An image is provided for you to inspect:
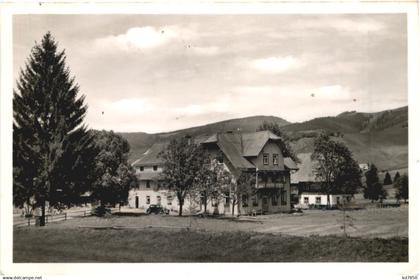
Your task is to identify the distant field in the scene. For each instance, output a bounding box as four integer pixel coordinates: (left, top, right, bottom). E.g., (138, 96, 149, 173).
(14, 207, 408, 262)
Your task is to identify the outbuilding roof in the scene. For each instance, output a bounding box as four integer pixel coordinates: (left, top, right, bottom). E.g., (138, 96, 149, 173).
(290, 153, 320, 184)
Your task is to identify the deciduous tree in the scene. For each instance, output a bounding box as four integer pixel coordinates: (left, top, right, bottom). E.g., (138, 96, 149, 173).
(193, 158, 233, 214)
(311, 133, 361, 208)
(90, 130, 138, 209)
(158, 137, 210, 216)
(228, 171, 256, 216)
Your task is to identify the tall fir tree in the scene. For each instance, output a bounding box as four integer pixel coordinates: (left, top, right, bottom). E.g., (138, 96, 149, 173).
(363, 164, 387, 202)
(394, 171, 401, 183)
(13, 32, 98, 225)
(383, 171, 392, 185)
(394, 174, 408, 203)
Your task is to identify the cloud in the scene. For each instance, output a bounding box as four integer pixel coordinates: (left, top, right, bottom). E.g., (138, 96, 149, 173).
(294, 17, 386, 33)
(93, 98, 154, 117)
(173, 97, 231, 116)
(233, 84, 353, 101)
(192, 46, 220, 56)
(250, 56, 303, 73)
(311, 85, 352, 100)
(93, 25, 195, 52)
(111, 98, 153, 113)
(329, 18, 386, 33)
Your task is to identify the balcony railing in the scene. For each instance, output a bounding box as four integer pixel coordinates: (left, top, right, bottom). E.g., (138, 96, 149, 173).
(256, 182, 287, 189)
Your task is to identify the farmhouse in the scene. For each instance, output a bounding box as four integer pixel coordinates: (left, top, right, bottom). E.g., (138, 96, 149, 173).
(128, 130, 298, 215)
(291, 153, 353, 208)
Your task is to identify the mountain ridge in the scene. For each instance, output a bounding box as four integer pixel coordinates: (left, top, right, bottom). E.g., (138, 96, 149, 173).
(118, 106, 408, 171)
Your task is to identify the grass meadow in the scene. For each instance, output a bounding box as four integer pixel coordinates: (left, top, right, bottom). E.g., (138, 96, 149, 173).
(13, 207, 408, 262)
(14, 227, 407, 262)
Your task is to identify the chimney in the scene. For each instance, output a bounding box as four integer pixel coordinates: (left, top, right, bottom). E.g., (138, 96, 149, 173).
(239, 128, 244, 154)
(185, 135, 192, 145)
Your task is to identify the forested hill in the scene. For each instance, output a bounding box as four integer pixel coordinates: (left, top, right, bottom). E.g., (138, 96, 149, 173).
(119, 106, 408, 171)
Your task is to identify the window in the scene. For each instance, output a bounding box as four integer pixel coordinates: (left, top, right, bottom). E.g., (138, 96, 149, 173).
(315, 197, 321, 204)
(336, 197, 340, 205)
(304, 197, 309, 204)
(216, 153, 224, 164)
(252, 196, 258, 207)
(225, 195, 230, 206)
(281, 188, 287, 205)
(167, 195, 172, 206)
(273, 154, 279, 165)
(242, 194, 249, 207)
(140, 166, 144, 171)
(146, 196, 150, 204)
(146, 180, 150, 188)
(153, 165, 158, 171)
(263, 153, 269, 165)
(272, 194, 278, 206)
(156, 196, 161, 205)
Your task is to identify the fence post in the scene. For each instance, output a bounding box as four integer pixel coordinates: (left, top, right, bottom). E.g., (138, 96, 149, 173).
(65, 213, 67, 220)
(27, 218, 30, 227)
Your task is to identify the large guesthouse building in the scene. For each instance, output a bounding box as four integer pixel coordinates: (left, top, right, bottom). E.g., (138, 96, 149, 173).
(128, 130, 298, 215)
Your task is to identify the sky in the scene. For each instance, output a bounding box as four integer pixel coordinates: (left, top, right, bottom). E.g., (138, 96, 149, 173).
(13, 14, 407, 133)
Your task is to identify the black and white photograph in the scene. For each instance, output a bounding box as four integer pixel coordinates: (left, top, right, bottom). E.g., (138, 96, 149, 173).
(1, 2, 419, 279)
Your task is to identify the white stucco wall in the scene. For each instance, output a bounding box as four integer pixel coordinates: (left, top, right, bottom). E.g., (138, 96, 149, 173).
(298, 194, 352, 206)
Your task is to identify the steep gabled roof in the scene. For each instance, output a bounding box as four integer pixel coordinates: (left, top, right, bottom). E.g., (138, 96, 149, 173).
(132, 131, 288, 171)
(241, 131, 281, 157)
(216, 133, 255, 170)
(132, 142, 167, 166)
(284, 157, 298, 170)
(203, 131, 281, 157)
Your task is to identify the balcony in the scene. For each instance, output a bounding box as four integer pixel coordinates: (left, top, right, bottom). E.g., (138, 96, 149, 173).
(255, 170, 288, 189)
(256, 182, 287, 189)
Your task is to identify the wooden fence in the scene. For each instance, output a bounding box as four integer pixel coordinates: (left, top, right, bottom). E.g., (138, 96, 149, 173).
(14, 208, 92, 227)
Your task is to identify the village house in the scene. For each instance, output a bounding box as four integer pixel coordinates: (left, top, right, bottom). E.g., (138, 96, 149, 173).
(291, 153, 353, 209)
(128, 130, 298, 215)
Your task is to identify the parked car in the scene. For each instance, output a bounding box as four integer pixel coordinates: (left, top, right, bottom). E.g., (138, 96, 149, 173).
(146, 204, 170, 215)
